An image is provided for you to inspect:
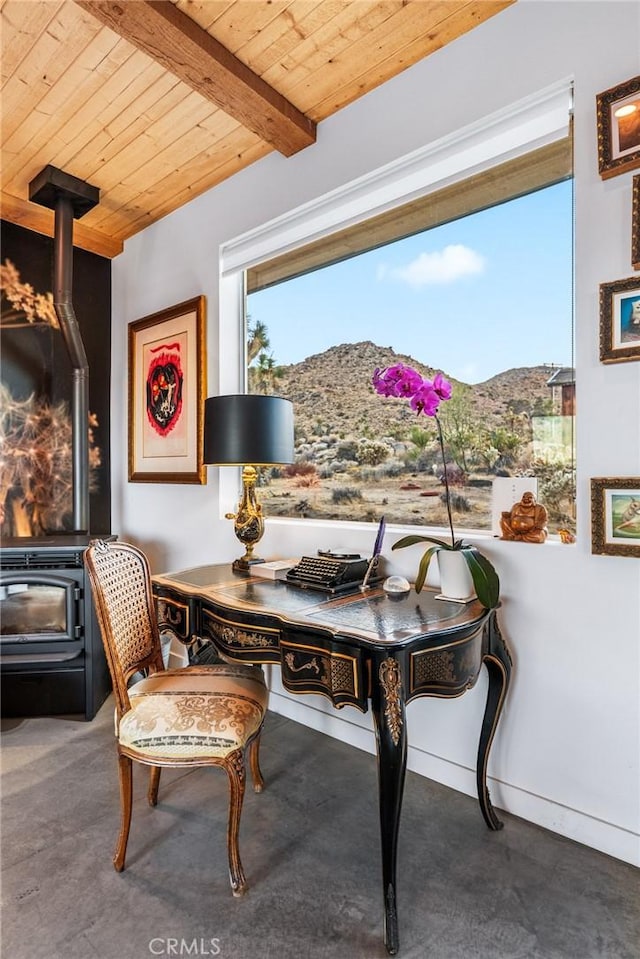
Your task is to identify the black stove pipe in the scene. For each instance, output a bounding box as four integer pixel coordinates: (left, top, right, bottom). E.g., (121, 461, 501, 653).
(53, 196, 90, 533)
(29, 165, 100, 535)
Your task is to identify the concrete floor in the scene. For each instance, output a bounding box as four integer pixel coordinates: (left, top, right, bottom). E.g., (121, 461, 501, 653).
(1, 701, 638, 959)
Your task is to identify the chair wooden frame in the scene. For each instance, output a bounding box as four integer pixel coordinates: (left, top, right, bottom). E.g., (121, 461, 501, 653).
(84, 539, 266, 896)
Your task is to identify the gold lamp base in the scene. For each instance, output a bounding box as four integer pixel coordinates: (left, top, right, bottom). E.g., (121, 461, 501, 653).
(226, 465, 266, 571)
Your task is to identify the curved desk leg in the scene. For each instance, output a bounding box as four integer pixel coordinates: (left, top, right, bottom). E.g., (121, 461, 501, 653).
(372, 656, 408, 957)
(477, 611, 512, 830)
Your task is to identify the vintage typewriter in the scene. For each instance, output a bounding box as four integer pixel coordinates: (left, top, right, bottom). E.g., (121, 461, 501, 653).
(285, 550, 370, 593)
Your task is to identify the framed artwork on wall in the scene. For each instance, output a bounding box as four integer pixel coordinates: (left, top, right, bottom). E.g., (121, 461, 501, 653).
(591, 477, 640, 557)
(599, 276, 640, 363)
(128, 296, 206, 483)
(633, 174, 640, 271)
(596, 76, 640, 179)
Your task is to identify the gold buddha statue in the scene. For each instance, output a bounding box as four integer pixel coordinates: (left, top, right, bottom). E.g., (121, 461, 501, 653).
(500, 491, 548, 544)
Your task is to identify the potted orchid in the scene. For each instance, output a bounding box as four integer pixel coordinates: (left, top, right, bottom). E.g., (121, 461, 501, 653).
(372, 363, 500, 609)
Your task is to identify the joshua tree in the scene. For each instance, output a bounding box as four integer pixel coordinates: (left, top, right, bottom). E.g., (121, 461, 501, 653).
(250, 352, 285, 394)
(247, 318, 285, 395)
(247, 318, 270, 364)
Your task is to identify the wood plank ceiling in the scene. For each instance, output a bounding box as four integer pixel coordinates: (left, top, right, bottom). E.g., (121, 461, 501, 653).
(1, 0, 514, 259)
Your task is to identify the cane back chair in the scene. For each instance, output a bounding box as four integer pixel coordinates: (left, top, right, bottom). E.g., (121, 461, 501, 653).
(84, 539, 267, 896)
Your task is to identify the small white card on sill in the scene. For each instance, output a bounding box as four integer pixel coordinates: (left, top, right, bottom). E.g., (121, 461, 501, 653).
(491, 477, 538, 536)
(251, 559, 298, 580)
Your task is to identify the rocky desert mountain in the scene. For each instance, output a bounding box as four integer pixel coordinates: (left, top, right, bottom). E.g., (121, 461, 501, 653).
(269, 341, 559, 443)
(252, 341, 574, 531)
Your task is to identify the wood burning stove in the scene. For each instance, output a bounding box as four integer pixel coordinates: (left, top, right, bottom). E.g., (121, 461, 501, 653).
(0, 536, 110, 719)
(0, 167, 111, 720)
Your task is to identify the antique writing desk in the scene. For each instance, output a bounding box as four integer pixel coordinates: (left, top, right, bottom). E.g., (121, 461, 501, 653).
(152, 565, 512, 956)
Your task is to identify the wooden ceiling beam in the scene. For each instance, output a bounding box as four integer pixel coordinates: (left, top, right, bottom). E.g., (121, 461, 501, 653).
(73, 0, 316, 157)
(1, 193, 123, 259)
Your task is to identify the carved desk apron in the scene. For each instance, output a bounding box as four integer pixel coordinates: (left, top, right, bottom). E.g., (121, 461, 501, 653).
(153, 564, 512, 956)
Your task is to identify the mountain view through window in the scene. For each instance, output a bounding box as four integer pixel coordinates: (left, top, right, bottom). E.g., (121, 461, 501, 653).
(246, 179, 575, 537)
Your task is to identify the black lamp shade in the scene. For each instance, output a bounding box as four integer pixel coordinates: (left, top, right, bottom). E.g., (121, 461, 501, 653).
(203, 395, 294, 466)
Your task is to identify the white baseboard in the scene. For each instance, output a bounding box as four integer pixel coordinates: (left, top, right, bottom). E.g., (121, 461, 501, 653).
(267, 691, 640, 869)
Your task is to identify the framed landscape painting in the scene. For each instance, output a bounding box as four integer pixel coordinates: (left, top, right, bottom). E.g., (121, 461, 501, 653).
(596, 76, 640, 179)
(128, 296, 206, 483)
(591, 478, 640, 557)
(633, 175, 639, 271)
(599, 276, 640, 363)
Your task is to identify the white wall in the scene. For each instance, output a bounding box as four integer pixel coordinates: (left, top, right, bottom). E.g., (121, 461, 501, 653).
(111, 1, 640, 866)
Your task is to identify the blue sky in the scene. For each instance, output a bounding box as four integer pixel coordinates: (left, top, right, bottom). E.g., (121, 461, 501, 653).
(247, 180, 573, 385)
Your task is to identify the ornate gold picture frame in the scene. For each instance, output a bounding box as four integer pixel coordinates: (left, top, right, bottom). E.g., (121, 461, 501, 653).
(596, 76, 640, 179)
(591, 477, 640, 557)
(599, 276, 640, 364)
(128, 296, 206, 483)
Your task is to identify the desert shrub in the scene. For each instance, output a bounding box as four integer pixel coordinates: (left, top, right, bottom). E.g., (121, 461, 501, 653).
(358, 467, 377, 482)
(409, 426, 432, 450)
(284, 461, 317, 479)
(359, 463, 403, 482)
(356, 440, 390, 466)
(295, 472, 320, 488)
(441, 492, 471, 512)
(438, 463, 467, 488)
(331, 487, 363, 504)
(414, 451, 437, 472)
(336, 440, 359, 460)
(377, 462, 404, 478)
(484, 426, 524, 471)
(534, 462, 576, 525)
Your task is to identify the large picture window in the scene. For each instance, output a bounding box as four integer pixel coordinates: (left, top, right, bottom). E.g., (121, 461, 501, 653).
(222, 85, 575, 539)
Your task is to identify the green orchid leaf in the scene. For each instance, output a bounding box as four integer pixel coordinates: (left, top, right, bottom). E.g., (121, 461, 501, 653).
(393, 534, 451, 551)
(463, 547, 500, 609)
(415, 546, 440, 593)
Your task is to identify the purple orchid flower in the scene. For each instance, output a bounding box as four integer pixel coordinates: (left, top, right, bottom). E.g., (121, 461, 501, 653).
(410, 384, 440, 416)
(372, 365, 451, 417)
(370, 362, 500, 608)
(373, 364, 424, 398)
(433, 372, 452, 401)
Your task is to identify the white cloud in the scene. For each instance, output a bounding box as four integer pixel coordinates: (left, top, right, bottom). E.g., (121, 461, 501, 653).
(380, 244, 486, 287)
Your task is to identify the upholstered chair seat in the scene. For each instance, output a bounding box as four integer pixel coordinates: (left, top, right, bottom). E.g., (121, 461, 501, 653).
(84, 539, 267, 897)
(120, 665, 268, 760)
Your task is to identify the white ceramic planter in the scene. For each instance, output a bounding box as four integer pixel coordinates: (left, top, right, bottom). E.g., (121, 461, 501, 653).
(437, 549, 476, 602)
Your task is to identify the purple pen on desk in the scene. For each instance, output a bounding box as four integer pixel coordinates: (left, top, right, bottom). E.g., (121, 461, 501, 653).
(361, 516, 386, 590)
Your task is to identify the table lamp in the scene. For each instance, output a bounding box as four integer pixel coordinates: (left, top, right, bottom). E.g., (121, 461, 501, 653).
(203, 394, 295, 571)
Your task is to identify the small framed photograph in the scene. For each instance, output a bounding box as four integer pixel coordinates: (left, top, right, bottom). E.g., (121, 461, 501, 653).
(596, 76, 640, 179)
(599, 276, 640, 363)
(591, 478, 640, 557)
(128, 296, 206, 483)
(633, 174, 640, 271)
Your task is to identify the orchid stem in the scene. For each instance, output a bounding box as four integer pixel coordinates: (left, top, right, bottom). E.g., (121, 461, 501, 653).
(435, 415, 455, 548)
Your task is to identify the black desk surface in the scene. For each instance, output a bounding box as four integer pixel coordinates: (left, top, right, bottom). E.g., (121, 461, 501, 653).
(156, 563, 487, 647)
